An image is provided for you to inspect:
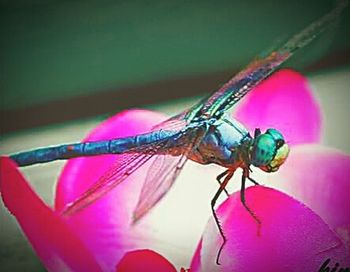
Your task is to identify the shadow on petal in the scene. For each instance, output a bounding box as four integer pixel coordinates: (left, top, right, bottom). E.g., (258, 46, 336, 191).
(0, 157, 103, 272)
(191, 186, 349, 272)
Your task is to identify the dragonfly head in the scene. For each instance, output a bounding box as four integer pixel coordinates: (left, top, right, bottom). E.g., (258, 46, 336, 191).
(250, 128, 289, 172)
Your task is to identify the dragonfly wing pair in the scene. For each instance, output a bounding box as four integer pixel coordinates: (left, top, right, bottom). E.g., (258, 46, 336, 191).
(62, 115, 205, 221)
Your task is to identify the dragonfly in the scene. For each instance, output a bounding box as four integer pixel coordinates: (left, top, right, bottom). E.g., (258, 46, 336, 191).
(9, 1, 347, 265)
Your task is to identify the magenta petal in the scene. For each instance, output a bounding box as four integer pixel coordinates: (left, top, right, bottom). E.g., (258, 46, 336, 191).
(55, 109, 168, 270)
(271, 144, 350, 250)
(235, 69, 321, 145)
(191, 186, 349, 272)
(190, 240, 202, 272)
(116, 249, 176, 272)
(0, 157, 102, 272)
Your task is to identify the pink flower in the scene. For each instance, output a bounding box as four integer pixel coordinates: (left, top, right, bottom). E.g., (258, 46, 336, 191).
(191, 69, 350, 271)
(1, 69, 349, 271)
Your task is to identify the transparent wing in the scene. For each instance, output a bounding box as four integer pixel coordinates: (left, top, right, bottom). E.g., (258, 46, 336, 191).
(151, 92, 212, 132)
(200, 1, 346, 117)
(151, 112, 189, 132)
(132, 126, 207, 222)
(132, 153, 188, 223)
(61, 151, 156, 216)
(61, 119, 203, 217)
(151, 98, 206, 132)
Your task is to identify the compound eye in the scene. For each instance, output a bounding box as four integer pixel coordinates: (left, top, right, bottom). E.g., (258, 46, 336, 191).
(276, 139, 284, 148)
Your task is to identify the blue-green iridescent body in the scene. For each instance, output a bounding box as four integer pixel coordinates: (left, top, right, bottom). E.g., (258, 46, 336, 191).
(187, 118, 250, 167)
(7, 2, 347, 260)
(11, 114, 285, 171)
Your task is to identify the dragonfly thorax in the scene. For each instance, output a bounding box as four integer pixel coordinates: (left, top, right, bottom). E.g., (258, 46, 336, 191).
(188, 118, 251, 167)
(250, 128, 289, 172)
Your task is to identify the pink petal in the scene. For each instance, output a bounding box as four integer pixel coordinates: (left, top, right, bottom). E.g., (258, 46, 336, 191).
(191, 186, 349, 272)
(235, 69, 321, 145)
(190, 240, 202, 271)
(0, 157, 102, 272)
(55, 109, 168, 270)
(116, 249, 176, 272)
(270, 144, 350, 251)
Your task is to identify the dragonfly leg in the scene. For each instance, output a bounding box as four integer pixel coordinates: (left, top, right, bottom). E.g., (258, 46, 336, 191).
(247, 175, 260, 186)
(241, 169, 262, 235)
(247, 167, 259, 185)
(211, 170, 234, 265)
(216, 169, 230, 197)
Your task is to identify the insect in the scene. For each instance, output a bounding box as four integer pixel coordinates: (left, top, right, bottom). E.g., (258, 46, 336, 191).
(9, 1, 347, 265)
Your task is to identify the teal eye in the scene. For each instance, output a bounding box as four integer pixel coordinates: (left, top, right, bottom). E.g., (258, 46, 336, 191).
(251, 134, 276, 167)
(251, 128, 289, 173)
(266, 129, 284, 142)
(266, 129, 285, 149)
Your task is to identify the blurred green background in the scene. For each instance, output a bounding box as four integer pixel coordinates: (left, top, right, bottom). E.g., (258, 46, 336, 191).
(1, 0, 349, 133)
(0, 0, 349, 271)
